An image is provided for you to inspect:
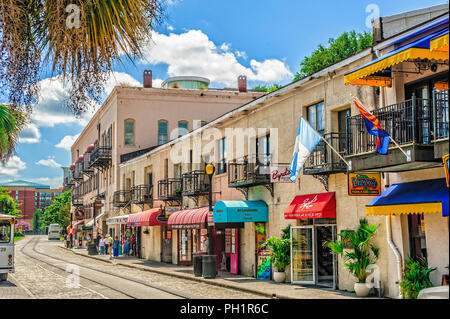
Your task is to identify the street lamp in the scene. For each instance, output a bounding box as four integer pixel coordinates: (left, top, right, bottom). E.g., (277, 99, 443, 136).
(203, 163, 216, 278)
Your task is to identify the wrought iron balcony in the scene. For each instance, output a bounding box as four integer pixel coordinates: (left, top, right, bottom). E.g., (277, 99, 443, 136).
(71, 192, 83, 206)
(83, 152, 94, 174)
(158, 178, 182, 201)
(63, 175, 74, 187)
(131, 185, 153, 204)
(303, 132, 348, 175)
(434, 89, 449, 140)
(90, 146, 112, 169)
(228, 154, 271, 188)
(182, 170, 210, 196)
(113, 190, 131, 207)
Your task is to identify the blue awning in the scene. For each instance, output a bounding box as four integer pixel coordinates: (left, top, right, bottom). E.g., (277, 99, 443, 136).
(213, 200, 268, 223)
(366, 179, 449, 217)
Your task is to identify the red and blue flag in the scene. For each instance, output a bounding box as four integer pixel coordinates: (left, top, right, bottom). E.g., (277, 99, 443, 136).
(353, 97, 390, 155)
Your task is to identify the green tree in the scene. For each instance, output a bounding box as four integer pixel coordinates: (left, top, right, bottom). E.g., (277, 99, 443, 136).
(32, 208, 44, 231)
(293, 30, 373, 82)
(252, 84, 283, 93)
(41, 190, 71, 229)
(0, 186, 22, 217)
(0, 104, 27, 163)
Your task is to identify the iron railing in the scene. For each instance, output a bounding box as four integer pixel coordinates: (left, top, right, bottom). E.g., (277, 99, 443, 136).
(83, 152, 93, 174)
(90, 146, 112, 168)
(228, 153, 271, 186)
(304, 132, 347, 174)
(131, 185, 153, 203)
(158, 178, 182, 201)
(73, 162, 83, 180)
(113, 190, 131, 207)
(182, 170, 210, 196)
(434, 89, 449, 140)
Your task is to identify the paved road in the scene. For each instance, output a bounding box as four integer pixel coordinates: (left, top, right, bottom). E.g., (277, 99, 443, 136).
(2, 236, 267, 299)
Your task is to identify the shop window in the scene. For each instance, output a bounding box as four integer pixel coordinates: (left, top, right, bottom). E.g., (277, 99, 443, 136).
(408, 214, 427, 260)
(307, 101, 325, 135)
(158, 120, 168, 145)
(124, 119, 135, 146)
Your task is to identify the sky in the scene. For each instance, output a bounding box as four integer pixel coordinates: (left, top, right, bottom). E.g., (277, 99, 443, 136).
(0, 0, 446, 188)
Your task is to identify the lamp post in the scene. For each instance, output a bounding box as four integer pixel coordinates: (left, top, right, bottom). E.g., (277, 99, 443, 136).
(202, 163, 216, 278)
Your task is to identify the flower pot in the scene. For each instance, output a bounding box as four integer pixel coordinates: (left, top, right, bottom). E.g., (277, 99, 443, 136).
(354, 282, 371, 297)
(273, 271, 286, 283)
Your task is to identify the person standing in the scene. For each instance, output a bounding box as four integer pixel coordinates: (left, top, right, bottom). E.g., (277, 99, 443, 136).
(123, 237, 130, 256)
(113, 236, 120, 258)
(108, 234, 114, 259)
(104, 234, 110, 255)
(99, 235, 105, 255)
(95, 233, 100, 250)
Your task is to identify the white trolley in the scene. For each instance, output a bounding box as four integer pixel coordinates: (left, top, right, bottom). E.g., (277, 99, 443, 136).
(0, 214, 16, 281)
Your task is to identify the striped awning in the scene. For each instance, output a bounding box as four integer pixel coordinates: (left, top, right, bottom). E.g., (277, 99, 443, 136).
(168, 207, 210, 229)
(345, 28, 449, 87)
(106, 214, 130, 225)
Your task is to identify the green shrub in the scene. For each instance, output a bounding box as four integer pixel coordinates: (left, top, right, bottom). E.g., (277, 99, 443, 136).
(261, 236, 290, 272)
(399, 256, 436, 299)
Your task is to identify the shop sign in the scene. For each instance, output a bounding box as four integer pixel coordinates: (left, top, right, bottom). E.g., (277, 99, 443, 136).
(165, 206, 181, 217)
(156, 214, 168, 223)
(348, 173, 381, 196)
(74, 208, 85, 220)
(256, 250, 272, 280)
(443, 154, 449, 187)
(208, 211, 214, 226)
(270, 166, 291, 183)
(94, 200, 103, 209)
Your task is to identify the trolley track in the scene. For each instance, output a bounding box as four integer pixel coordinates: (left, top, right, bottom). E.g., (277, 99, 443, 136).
(20, 236, 190, 299)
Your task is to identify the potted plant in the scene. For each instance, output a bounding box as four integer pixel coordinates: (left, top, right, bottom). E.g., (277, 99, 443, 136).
(399, 256, 436, 299)
(261, 236, 290, 283)
(325, 219, 379, 297)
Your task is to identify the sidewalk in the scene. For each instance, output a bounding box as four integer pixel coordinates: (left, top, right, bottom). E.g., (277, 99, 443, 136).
(60, 245, 363, 299)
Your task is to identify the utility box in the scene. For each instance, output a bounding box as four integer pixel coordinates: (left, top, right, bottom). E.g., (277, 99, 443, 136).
(202, 255, 217, 279)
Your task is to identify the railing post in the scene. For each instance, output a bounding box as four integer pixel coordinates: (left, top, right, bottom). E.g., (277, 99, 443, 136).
(412, 93, 416, 143)
(432, 90, 437, 141)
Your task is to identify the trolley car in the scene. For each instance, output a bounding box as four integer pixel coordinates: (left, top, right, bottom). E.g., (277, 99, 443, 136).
(0, 214, 15, 281)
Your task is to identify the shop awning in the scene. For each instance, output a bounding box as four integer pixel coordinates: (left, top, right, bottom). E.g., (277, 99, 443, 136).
(95, 212, 105, 221)
(430, 31, 449, 52)
(284, 192, 336, 219)
(344, 28, 449, 87)
(73, 220, 84, 230)
(168, 207, 210, 229)
(127, 208, 167, 227)
(213, 201, 268, 223)
(106, 214, 130, 225)
(366, 178, 449, 217)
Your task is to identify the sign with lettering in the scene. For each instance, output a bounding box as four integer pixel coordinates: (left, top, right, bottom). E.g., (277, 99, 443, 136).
(348, 173, 381, 196)
(443, 154, 449, 187)
(270, 166, 291, 183)
(74, 208, 85, 220)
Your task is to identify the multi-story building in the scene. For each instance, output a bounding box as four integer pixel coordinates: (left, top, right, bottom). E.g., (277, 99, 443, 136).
(0, 180, 64, 224)
(115, 5, 448, 298)
(67, 72, 264, 241)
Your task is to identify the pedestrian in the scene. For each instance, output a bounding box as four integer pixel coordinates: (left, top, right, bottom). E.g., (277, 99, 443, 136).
(131, 233, 136, 256)
(123, 237, 130, 256)
(105, 234, 110, 255)
(108, 234, 114, 259)
(99, 235, 105, 255)
(95, 233, 100, 249)
(113, 236, 119, 258)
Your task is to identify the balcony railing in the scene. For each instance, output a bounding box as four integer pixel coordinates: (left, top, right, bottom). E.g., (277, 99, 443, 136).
(83, 152, 93, 174)
(71, 192, 83, 206)
(72, 166, 83, 180)
(113, 190, 131, 207)
(228, 154, 271, 187)
(63, 175, 74, 187)
(182, 170, 210, 196)
(90, 146, 112, 168)
(131, 185, 153, 204)
(158, 178, 182, 201)
(347, 92, 449, 156)
(304, 132, 348, 175)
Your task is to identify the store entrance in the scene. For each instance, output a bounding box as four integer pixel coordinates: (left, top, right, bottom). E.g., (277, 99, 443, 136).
(316, 226, 334, 287)
(161, 226, 172, 263)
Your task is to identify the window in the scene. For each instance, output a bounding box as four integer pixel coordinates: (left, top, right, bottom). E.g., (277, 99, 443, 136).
(307, 101, 325, 134)
(158, 120, 168, 145)
(124, 119, 135, 146)
(218, 138, 226, 174)
(408, 214, 427, 260)
(178, 120, 188, 137)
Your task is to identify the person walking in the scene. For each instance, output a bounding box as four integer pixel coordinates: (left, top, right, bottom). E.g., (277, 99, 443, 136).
(99, 235, 105, 255)
(95, 233, 101, 250)
(113, 236, 120, 258)
(108, 234, 114, 259)
(105, 234, 110, 255)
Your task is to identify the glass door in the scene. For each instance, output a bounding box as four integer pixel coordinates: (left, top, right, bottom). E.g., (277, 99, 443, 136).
(315, 225, 335, 287)
(290, 226, 315, 284)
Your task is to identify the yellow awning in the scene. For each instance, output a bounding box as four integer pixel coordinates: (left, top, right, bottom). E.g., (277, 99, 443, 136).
(366, 202, 442, 216)
(430, 33, 449, 52)
(345, 48, 448, 86)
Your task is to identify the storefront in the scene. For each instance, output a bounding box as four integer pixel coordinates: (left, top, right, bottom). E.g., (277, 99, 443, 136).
(284, 192, 337, 288)
(106, 215, 130, 255)
(213, 200, 268, 275)
(127, 208, 167, 259)
(168, 207, 210, 266)
(73, 220, 85, 248)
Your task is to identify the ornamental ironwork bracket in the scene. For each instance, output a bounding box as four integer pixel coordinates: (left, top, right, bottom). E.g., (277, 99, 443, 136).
(263, 183, 274, 197)
(236, 187, 249, 200)
(312, 174, 329, 192)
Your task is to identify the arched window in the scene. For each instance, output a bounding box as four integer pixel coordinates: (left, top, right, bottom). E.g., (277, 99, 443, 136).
(178, 120, 188, 137)
(124, 119, 135, 146)
(158, 120, 168, 145)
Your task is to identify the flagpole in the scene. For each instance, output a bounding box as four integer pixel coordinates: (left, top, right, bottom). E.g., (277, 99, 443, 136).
(319, 135, 351, 168)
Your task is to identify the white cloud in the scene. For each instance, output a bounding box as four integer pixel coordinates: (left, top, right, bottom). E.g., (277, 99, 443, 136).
(18, 123, 41, 144)
(139, 30, 293, 87)
(55, 134, 80, 151)
(0, 156, 26, 176)
(31, 177, 63, 189)
(167, 24, 175, 31)
(36, 157, 62, 169)
(235, 50, 248, 60)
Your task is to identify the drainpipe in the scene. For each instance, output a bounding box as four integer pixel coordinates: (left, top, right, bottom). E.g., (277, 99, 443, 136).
(384, 173, 403, 298)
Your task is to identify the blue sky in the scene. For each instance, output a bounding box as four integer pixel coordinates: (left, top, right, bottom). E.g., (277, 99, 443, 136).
(0, 0, 446, 188)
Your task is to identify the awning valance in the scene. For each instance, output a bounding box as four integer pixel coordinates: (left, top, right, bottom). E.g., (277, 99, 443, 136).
(127, 208, 167, 227)
(73, 220, 84, 230)
(430, 31, 449, 52)
(106, 214, 130, 225)
(345, 28, 449, 87)
(284, 192, 336, 219)
(168, 207, 209, 229)
(213, 201, 268, 223)
(366, 178, 449, 217)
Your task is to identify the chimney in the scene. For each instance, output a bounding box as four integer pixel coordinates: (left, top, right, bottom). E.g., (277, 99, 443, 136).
(143, 70, 152, 88)
(238, 75, 247, 92)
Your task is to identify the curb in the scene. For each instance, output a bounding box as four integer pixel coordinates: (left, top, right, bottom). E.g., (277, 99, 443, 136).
(59, 245, 293, 299)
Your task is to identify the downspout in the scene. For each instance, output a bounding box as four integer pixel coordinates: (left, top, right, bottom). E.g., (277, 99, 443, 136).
(384, 173, 403, 298)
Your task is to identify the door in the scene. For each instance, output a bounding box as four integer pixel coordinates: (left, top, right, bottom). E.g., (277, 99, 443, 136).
(230, 228, 239, 274)
(291, 226, 315, 284)
(161, 226, 172, 263)
(315, 226, 335, 287)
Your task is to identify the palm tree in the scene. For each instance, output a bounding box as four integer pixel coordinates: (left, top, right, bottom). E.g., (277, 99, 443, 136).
(0, 104, 27, 163)
(0, 0, 164, 113)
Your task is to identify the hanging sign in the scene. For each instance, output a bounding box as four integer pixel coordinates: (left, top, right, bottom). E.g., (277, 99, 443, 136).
(74, 208, 85, 220)
(443, 154, 449, 187)
(348, 173, 381, 196)
(270, 166, 291, 183)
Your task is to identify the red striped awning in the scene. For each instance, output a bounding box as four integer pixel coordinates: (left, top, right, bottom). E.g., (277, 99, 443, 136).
(284, 192, 336, 219)
(127, 208, 167, 227)
(168, 207, 210, 229)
